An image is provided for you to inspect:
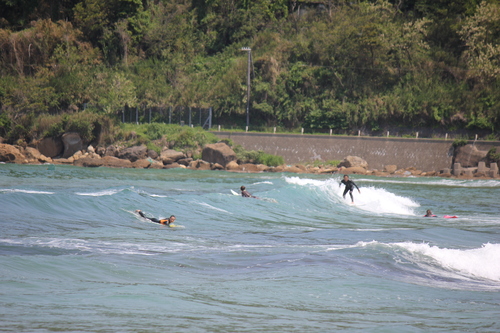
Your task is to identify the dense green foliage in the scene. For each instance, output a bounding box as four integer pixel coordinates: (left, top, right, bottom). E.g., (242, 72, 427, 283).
(1, 0, 500, 143)
(120, 123, 219, 152)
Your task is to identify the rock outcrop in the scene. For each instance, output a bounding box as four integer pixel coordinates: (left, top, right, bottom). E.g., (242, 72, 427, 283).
(62, 133, 83, 158)
(1, 135, 497, 179)
(453, 144, 488, 168)
(160, 148, 185, 165)
(201, 142, 236, 167)
(384, 165, 397, 174)
(0, 144, 24, 163)
(117, 144, 148, 162)
(37, 137, 63, 158)
(339, 166, 367, 175)
(101, 156, 132, 168)
(338, 156, 368, 169)
(22, 147, 52, 164)
(74, 157, 104, 168)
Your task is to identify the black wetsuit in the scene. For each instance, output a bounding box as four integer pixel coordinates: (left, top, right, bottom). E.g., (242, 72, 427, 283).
(340, 179, 359, 201)
(138, 210, 168, 224)
(241, 190, 252, 197)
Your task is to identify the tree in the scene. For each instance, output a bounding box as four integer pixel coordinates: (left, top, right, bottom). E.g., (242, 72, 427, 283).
(460, 1, 500, 81)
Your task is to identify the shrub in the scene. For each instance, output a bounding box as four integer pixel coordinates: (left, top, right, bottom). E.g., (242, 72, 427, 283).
(452, 138, 468, 148)
(256, 152, 284, 167)
(65, 113, 95, 142)
(487, 147, 500, 164)
(0, 113, 11, 137)
(145, 123, 165, 140)
(146, 142, 161, 154)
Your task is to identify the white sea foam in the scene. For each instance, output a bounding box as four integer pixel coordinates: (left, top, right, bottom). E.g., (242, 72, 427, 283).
(252, 181, 274, 185)
(196, 201, 232, 214)
(358, 241, 500, 282)
(0, 189, 54, 194)
(359, 178, 500, 188)
(395, 242, 500, 282)
(0, 237, 187, 255)
(75, 189, 123, 196)
(285, 176, 419, 216)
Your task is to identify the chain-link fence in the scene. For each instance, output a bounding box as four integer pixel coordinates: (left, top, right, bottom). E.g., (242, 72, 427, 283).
(120, 106, 212, 129)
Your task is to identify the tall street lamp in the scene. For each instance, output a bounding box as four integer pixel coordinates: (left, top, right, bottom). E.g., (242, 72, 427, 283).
(241, 47, 252, 129)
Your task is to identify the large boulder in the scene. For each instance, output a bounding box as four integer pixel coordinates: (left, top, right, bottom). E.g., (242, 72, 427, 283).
(202, 142, 236, 167)
(454, 144, 488, 168)
(284, 165, 304, 173)
(101, 156, 132, 168)
(338, 156, 368, 169)
(37, 137, 63, 158)
(23, 147, 52, 163)
(164, 162, 182, 169)
(104, 145, 120, 157)
(225, 160, 241, 171)
(384, 165, 397, 174)
(117, 144, 148, 162)
(0, 144, 24, 163)
(62, 133, 83, 158)
(188, 159, 211, 170)
(240, 163, 269, 172)
(132, 159, 152, 169)
(147, 149, 158, 159)
(339, 166, 367, 175)
(177, 157, 193, 166)
(74, 157, 103, 168)
(160, 148, 185, 164)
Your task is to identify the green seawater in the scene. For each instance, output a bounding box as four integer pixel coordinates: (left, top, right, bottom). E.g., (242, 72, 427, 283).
(1, 164, 499, 332)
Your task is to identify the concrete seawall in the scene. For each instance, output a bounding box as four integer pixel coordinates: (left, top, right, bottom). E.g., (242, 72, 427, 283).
(214, 132, 500, 171)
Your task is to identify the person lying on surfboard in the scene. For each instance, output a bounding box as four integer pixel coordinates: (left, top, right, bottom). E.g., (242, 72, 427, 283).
(423, 209, 457, 218)
(339, 175, 360, 203)
(135, 210, 176, 225)
(240, 185, 258, 198)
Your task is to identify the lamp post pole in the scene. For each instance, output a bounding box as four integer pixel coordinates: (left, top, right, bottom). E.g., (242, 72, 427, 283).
(241, 47, 251, 128)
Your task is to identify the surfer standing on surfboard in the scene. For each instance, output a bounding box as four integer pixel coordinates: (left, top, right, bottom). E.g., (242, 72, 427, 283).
(339, 175, 360, 203)
(135, 210, 176, 225)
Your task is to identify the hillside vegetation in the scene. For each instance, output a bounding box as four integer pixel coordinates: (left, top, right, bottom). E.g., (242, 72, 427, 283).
(1, 0, 500, 144)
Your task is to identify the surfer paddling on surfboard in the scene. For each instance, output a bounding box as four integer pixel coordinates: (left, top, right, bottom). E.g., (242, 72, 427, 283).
(135, 210, 176, 226)
(339, 175, 360, 204)
(240, 185, 258, 199)
(424, 209, 457, 218)
(424, 209, 437, 217)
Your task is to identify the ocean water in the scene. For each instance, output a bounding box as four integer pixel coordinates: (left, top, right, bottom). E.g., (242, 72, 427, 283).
(0, 164, 499, 332)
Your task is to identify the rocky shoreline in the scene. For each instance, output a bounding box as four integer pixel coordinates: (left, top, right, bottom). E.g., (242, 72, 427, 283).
(1, 140, 498, 180)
